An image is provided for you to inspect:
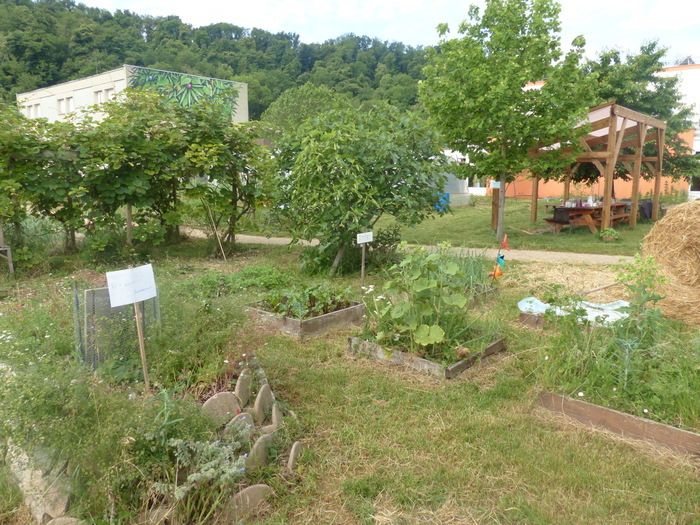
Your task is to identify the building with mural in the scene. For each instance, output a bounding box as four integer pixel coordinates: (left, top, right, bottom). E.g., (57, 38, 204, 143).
(15, 65, 248, 123)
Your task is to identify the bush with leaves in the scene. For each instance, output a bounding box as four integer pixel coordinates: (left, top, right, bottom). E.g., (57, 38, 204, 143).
(364, 244, 493, 362)
(276, 103, 447, 275)
(261, 283, 354, 319)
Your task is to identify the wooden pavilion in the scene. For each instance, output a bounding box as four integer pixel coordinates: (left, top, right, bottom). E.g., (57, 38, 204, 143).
(530, 102, 666, 230)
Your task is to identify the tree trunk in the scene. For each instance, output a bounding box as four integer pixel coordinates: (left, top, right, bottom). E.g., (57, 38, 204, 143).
(329, 243, 346, 277)
(64, 226, 77, 253)
(125, 203, 134, 246)
(496, 173, 507, 243)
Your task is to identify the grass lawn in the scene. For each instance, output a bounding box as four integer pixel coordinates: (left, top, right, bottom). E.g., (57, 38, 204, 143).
(0, 243, 698, 524)
(384, 198, 654, 256)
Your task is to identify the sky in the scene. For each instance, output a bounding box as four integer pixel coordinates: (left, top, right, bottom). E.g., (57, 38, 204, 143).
(81, 0, 698, 63)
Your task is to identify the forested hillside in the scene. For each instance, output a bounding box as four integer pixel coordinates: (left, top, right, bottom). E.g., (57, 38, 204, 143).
(0, 0, 426, 117)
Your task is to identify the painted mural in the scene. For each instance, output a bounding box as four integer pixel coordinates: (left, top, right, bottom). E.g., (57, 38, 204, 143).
(125, 65, 239, 112)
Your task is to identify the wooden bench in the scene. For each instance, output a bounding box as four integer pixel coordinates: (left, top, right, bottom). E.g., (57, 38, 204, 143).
(544, 218, 569, 234)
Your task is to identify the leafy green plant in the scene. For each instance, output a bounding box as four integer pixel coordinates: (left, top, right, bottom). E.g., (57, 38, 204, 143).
(364, 244, 492, 361)
(537, 254, 699, 429)
(261, 283, 353, 319)
(370, 224, 402, 268)
(184, 266, 291, 300)
(599, 227, 620, 242)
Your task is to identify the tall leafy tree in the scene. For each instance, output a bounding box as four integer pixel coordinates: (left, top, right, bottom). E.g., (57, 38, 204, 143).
(278, 103, 446, 275)
(583, 42, 698, 181)
(420, 0, 594, 241)
(184, 98, 269, 252)
(82, 90, 188, 243)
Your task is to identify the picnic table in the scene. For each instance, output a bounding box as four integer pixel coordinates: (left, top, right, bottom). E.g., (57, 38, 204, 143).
(545, 203, 629, 234)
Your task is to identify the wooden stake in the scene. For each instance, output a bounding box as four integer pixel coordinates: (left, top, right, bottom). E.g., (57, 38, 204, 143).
(530, 175, 539, 223)
(133, 301, 151, 393)
(491, 186, 500, 230)
(360, 243, 366, 287)
(202, 199, 227, 262)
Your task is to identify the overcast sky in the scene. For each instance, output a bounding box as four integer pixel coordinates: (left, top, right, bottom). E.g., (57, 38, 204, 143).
(81, 0, 698, 63)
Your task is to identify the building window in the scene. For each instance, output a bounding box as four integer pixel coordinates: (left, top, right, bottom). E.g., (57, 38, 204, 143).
(33, 104, 40, 117)
(94, 90, 104, 104)
(65, 97, 74, 113)
(24, 105, 32, 117)
(57, 98, 64, 115)
(104, 88, 114, 100)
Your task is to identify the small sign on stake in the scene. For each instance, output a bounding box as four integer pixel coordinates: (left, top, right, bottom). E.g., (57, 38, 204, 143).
(356, 231, 373, 286)
(106, 264, 157, 393)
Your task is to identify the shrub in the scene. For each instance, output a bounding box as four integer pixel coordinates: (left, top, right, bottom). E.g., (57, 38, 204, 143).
(363, 244, 493, 362)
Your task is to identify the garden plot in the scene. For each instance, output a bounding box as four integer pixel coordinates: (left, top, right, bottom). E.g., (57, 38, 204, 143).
(248, 283, 364, 338)
(355, 245, 503, 379)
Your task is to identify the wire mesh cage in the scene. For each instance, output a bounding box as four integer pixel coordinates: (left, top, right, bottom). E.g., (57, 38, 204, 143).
(72, 284, 160, 370)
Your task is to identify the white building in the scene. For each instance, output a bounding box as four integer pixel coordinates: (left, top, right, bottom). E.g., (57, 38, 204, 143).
(16, 64, 249, 123)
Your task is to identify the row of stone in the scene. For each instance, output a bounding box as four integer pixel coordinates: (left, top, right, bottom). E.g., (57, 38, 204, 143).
(199, 362, 304, 522)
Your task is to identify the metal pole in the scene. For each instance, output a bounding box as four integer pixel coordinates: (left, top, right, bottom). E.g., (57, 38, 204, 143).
(134, 301, 151, 393)
(360, 244, 366, 287)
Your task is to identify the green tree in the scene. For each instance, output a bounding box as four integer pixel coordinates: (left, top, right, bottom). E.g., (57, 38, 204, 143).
(25, 119, 88, 252)
(0, 103, 38, 245)
(82, 90, 188, 244)
(183, 99, 269, 252)
(260, 83, 354, 143)
(583, 42, 698, 182)
(278, 103, 445, 275)
(420, 0, 594, 241)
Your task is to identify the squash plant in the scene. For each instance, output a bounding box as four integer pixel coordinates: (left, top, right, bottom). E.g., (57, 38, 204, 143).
(364, 244, 490, 360)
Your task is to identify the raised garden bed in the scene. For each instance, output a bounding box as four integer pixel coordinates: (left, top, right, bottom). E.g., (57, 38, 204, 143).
(347, 337, 506, 379)
(248, 302, 365, 339)
(537, 391, 700, 455)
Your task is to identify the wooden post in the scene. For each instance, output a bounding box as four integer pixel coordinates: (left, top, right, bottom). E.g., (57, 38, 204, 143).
(601, 116, 617, 230)
(652, 128, 665, 221)
(125, 203, 134, 246)
(133, 301, 151, 393)
(630, 123, 647, 229)
(563, 170, 571, 202)
(360, 244, 366, 287)
(491, 185, 500, 230)
(0, 220, 4, 246)
(530, 175, 539, 223)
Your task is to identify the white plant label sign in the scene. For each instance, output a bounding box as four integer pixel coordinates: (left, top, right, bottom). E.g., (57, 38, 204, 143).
(490, 180, 501, 189)
(357, 231, 374, 244)
(106, 264, 157, 308)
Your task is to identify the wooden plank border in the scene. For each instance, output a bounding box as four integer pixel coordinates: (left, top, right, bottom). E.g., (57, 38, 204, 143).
(537, 392, 700, 455)
(347, 337, 507, 380)
(247, 303, 365, 339)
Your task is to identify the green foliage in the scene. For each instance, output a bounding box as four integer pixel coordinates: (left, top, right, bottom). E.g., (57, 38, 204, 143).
(583, 42, 699, 181)
(421, 0, 595, 240)
(184, 266, 291, 299)
(364, 244, 493, 361)
(537, 255, 699, 429)
(598, 227, 620, 242)
(0, 3, 426, 118)
(277, 103, 446, 274)
(369, 224, 402, 268)
(261, 283, 354, 319)
(260, 83, 355, 143)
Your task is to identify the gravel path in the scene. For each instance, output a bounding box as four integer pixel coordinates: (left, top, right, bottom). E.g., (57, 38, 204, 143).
(183, 228, 632, 266)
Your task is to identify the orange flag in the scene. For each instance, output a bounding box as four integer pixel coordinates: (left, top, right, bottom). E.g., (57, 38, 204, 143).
(500, 234, 509, 250)
(489, 265, 504, 279)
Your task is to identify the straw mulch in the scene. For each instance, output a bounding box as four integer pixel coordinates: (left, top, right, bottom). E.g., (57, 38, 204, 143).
(642, 200, 700, 326)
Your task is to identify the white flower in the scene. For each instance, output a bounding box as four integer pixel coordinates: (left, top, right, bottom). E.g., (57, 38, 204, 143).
(223, 359, 229, 364)
(577, 392, 584, 397)
(643, 408, 649, 414)
(544, 355, 549, 361)
(612, 387, 617, 392)
(376, 295, 385, 301)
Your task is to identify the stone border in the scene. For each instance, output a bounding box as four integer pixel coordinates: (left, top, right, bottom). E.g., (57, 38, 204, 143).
(347, 337, 507, 379)
(247, 302, 365, 339)
(537, 391, 700, 455)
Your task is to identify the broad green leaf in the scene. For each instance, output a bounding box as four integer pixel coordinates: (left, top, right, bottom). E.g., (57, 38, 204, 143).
(413, 324, 445, 346)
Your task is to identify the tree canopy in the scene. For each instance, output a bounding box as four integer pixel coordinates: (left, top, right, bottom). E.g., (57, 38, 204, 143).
(0, 1, 426, 118)
(277, 103, 446, 274)
(420, 0, 594, 240)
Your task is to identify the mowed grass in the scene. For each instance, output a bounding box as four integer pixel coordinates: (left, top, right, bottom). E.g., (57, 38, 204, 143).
(1, 244, 698, 524)
(381, 198, 654, 256)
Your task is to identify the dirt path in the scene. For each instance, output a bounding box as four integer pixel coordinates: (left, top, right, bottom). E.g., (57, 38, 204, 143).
(182, 228, 632, 265)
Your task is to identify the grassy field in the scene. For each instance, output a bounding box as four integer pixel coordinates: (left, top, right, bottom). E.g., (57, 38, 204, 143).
(384, 198, 654, 256)
(237, 196, 688, 256)
(0, 242, 698, 524)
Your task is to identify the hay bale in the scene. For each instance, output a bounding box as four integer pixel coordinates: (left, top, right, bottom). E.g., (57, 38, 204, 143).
(642, 201, 700, 325)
